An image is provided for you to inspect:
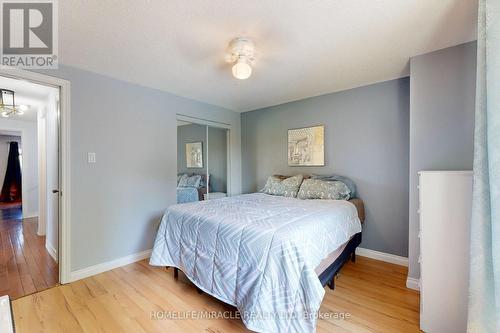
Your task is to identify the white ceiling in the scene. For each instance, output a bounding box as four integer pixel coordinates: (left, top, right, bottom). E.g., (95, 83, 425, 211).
(0, 76, 56, 121)
(59, 0, 478, 112)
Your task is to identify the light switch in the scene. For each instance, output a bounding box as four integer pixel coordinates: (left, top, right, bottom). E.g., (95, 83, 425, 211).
(87, 152, 96, 163)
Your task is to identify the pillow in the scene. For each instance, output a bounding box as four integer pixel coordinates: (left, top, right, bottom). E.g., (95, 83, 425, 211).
(297, 178, 351, 200)
(178, 174, 201, 187)
(185, 174, 202, 188)
(177, 173, 189, 185)
(262, 174, 304, 198)
(311, 174, 357, 198)
(178, 174, 190, 187)
(199, 174, 209, 188)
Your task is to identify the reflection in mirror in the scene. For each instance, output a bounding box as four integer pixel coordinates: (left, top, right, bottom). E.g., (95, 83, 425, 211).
(206, 126, 228, 200)
(176, 118, 230, 203)
(176, 121, 208, 204)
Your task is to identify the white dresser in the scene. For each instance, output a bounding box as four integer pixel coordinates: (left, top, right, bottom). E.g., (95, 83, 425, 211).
(418, 171, 473, 333)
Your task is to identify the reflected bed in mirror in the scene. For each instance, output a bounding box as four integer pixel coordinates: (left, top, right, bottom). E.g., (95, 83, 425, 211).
(177, 119, 229, 204)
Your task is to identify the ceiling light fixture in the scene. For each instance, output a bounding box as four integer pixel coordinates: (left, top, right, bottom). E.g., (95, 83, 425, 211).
(227, 37, 255, 80)
(0, 89, 28, 117)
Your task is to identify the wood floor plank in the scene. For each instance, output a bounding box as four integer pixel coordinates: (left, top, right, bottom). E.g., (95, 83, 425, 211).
(12, 256, 422, 332)
(19, 275, 37, 296)
(59, 284, 107, 333)
(14, 225, 48, 292)
(0, 226, 10, 294)
(0, 207, 58, 299)
(4, 229, 24, 299)
(11, 292, 44, 333)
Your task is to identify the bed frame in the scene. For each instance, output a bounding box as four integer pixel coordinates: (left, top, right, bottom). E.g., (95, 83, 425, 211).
(171, 231, 362, 291)
(318, 232, 362, 289)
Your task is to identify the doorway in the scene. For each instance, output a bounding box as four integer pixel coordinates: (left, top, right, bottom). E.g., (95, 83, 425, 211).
(0, 76, 60, 299)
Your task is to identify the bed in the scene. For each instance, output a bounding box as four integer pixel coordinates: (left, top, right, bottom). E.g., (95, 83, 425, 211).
(176, 173, 209, 203)
(176, 187, 199, 203)
(150, 192, 364, 333)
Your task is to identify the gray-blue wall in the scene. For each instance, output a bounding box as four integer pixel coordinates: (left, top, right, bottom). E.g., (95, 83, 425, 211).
(408, 42, 476, 279)
(207, 126, 228, 193)
(36, 65, 241, 272)
(241, 78, 410, 257)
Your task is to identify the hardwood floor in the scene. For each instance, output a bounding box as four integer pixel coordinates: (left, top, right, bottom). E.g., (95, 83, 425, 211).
(12, 256, 422, 332)
(0, 206, 58, 300)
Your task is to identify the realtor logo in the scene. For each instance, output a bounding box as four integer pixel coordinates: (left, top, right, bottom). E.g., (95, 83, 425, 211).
(1, 0, 58, 68)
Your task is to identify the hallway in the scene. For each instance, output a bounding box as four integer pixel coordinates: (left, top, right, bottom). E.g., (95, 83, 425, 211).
(0, 205, 58, 299)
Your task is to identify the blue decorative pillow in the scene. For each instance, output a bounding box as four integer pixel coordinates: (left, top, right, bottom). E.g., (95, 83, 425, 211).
(262, 175, 304, 198)
(297, 179, 351, 200)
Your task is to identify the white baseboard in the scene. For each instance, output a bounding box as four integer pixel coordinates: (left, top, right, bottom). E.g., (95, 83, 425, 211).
(69, 249, 152, 282)
(406, 277, 420, 291)
(45, 242, 58, 263)
(356, 247, 408, 267)
(23, 213, 38, 219)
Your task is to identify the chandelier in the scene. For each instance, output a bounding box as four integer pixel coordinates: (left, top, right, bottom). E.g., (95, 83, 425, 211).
(1, 89, 28, 118)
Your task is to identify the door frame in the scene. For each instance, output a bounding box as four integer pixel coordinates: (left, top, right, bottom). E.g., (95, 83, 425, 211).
(0, 67, 71, 284)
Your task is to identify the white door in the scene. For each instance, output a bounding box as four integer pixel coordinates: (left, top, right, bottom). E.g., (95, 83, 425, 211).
(45, 90, 59, 265)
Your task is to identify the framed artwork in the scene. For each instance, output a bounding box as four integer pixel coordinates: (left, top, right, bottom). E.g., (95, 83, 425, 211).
(287, 125, 325, 166)
(186, 142, 203, 168)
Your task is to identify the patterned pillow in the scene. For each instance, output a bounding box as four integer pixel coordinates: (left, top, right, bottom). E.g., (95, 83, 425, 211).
(185, 175, 202, 187)
(178, 173, 189, 185)
(178, 174, 201, 188)
(311, 174, 357, 198)
(178, 174, 190, 187)
(297, 179, 351, 200)
(262, 175, 304, 198)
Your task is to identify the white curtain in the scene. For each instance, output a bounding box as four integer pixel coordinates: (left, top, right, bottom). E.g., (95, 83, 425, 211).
(467, 0, 500, 332)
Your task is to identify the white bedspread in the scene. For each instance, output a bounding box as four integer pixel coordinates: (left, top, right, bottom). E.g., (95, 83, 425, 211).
(150, 193, 362, 333)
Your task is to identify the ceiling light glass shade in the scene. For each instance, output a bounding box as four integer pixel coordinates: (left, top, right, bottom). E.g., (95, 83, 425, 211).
(0, 90, 29, 117)
(232, 59, 252, 79)
(0, 89, 14, 107)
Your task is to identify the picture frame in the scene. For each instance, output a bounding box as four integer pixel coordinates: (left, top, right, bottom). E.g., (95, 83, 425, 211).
(186, 141, 203, 168)
(287, 125, 325, 166)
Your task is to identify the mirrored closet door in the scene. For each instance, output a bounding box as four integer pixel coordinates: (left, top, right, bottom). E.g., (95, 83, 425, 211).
(206, 126, 228, 200)
(176, 119, 229, 204)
